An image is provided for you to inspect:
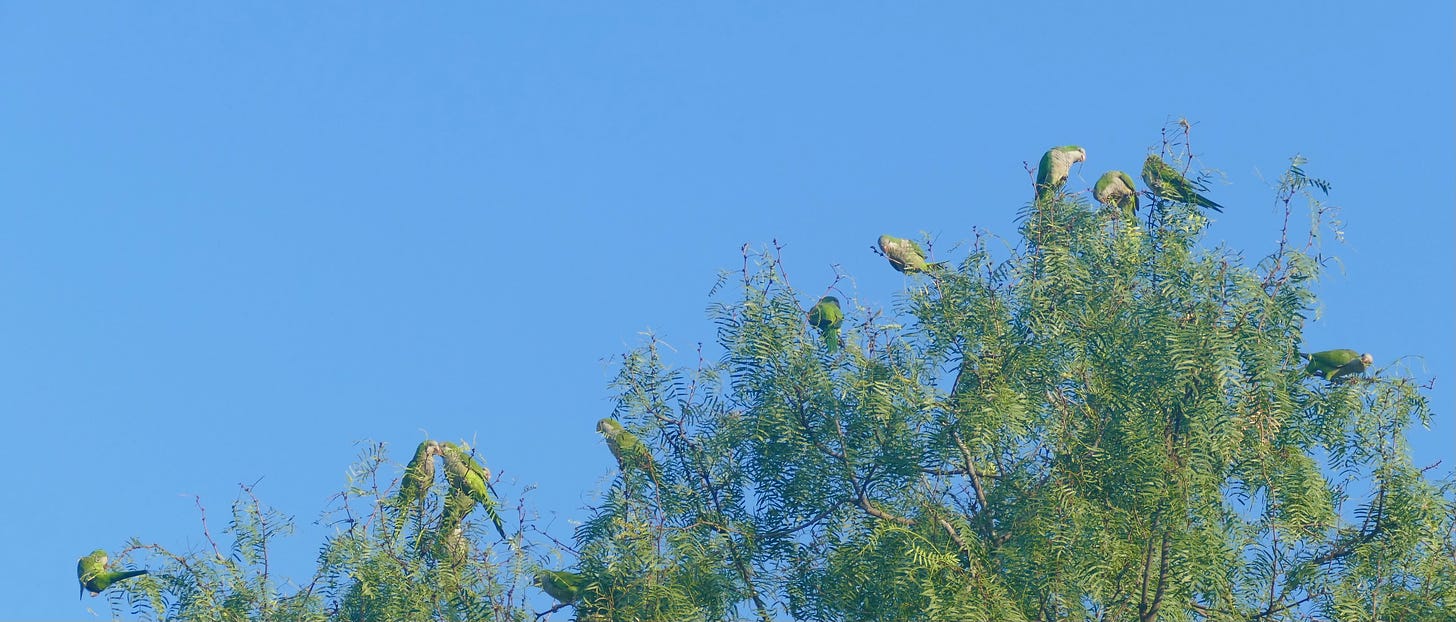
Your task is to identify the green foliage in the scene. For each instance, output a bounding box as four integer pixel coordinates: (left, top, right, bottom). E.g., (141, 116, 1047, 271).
(566, 137, 1455, 620)
(104, 443, 536, 621)
(94, 131, 1454, 621)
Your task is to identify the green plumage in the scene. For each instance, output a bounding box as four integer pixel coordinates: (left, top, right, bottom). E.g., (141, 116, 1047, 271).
(1093, 170, 1139, 219)
(877, 235, 944, 274)
(1035, 145, 1087, 201)
(439, 442, 509, 540)
(397, 440, 439, 506)
(77, 549, 148, 598)
(807, 296, 844, 353)
(597, 418, 656, 477)
(535, 569, 587, 604)
(1301, 349, 1373, 381)
(1142, 154, 1223, 212)
(392, 440, 441, 537)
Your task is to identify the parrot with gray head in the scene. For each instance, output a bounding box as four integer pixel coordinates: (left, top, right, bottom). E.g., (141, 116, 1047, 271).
(1300, 349, 1373, 381)
(596, 418, 657, 478)
(439, 442, 509, 540)
(1142, 154, 1222, 212)
(877, 235, 945, 274)
(1035, 145, 1087, 202)
(1094, 170, 1140, 219)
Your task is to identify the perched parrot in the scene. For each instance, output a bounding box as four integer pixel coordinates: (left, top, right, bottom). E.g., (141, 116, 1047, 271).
(439, 442, 509, 540)
(435, 487, 476, 565)
(1301, 349, 1373, 381)
(438, 487, 476, 532)
(1093, 170, 1140, 218)
(596, 418, 657, 477)
(877, 235, 944, 274)
(1141, 154, 1223, 212)
(1035, 145, 1087, 201)
(397, 440, 440, 505)
(535, 569, 587, 604)
(807, 296, 844, 353)
(391, 440, 441, 537)
(77, 549, 148, 598)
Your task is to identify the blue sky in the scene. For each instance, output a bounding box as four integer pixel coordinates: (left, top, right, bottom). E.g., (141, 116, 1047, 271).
(2, 3, 1451, 619)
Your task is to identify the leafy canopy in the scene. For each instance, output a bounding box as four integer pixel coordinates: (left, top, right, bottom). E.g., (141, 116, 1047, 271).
(94, 133, 1454, 622)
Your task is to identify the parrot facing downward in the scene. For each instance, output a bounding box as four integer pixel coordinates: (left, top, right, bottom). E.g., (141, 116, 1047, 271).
(535, 569, 587, 604)
(1301, 349, 1373, 381)
(397, 440, 440, 507)
(1035, 145, 1087, 201)
(1141, 154, 1223, 212)
(77, 549, 148, 599)
(877, 235, 944, 274)
(439, 442, 509, 540)
(597, 418, 657, 478)
(1093, 170, 1140, 218)
(808, 296, 844, 353)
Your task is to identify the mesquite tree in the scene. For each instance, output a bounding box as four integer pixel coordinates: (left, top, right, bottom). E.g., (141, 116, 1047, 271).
(92, 137, 1453, 622)
(568, 146, 1454, 621)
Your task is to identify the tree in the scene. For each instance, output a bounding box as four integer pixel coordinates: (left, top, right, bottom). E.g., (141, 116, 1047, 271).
(94, 131, 1454, 621)
(568, 132, 1455, 621)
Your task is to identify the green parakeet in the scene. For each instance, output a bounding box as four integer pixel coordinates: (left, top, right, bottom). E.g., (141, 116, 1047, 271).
(397, 440, 439, 505)
(1093, 170, 1139, 218)
(392, 440, 441, 537)
(77, 549, 148, 598)
(877, 235, 944, 274)
(435, 487, 476, 565)
(439, 442, 509, 540)
(1141, 154, 1223, 212)
(807, 296, 844, 353)
(535, 569, 586, 604)
(1301, 349, 1373, 381)
(1035, 145, 1087, 201)
(596, 418, 657, 477)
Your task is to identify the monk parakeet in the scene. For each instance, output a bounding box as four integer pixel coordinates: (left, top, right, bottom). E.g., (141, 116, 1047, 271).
(397, 440, 439, 505)
(1141, 154, 1223, 212)
(1301, 349, 1373, 381)
(1035, 145, 1087, 201)
(535, 569, 587, 604)
(877, 235, 944, 274)
(1093, 170, 1139, 218)
(596, 418, 656, 477)
(77, 549, 148, 598)
(807, 296, 844, 353)
(439, 442, 509, 540)
(434, 487, 476, 565)
(391, 440, 441, 537)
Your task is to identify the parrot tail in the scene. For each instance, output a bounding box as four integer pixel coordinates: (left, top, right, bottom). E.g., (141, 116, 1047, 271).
(824, 329, 840, 354)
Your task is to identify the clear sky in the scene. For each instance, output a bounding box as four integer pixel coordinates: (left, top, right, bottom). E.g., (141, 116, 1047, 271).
(2, 3, 1451, 619)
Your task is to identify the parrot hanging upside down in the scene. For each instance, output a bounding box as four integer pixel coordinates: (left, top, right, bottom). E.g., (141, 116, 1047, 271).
(877, 235, 944, 274)
(77, 549, 148, 599)
(1301, 349, 1373, 381)
(535, 569, 587, 604)
(807, 296, 844, 353)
